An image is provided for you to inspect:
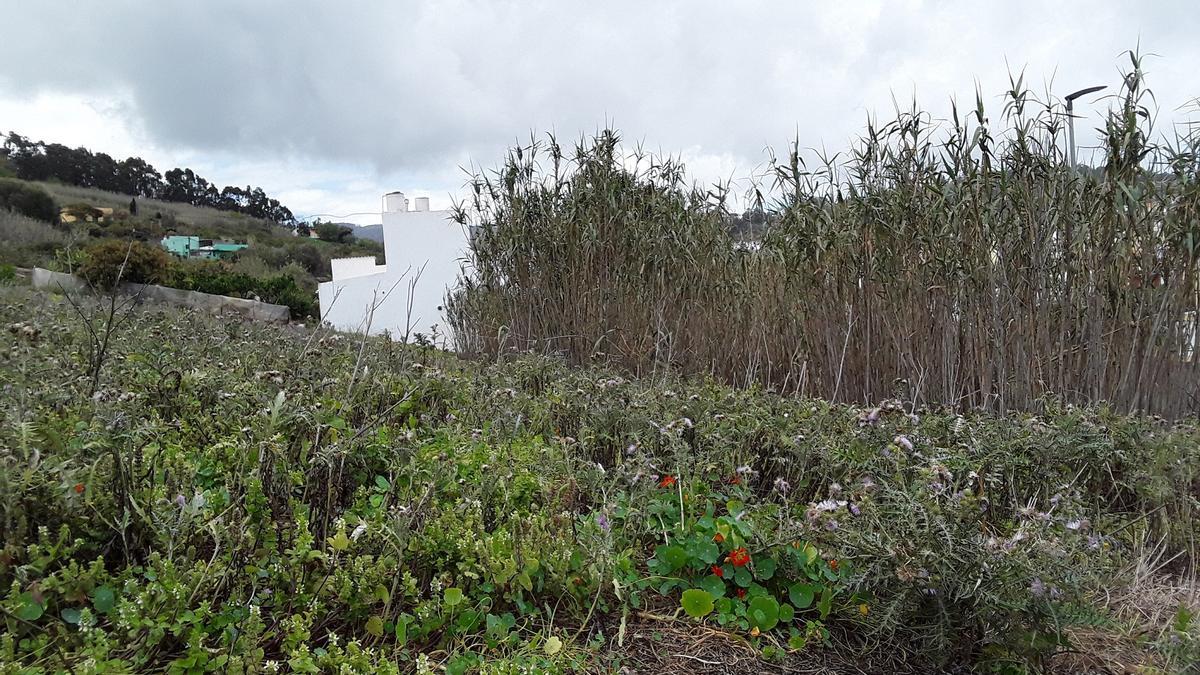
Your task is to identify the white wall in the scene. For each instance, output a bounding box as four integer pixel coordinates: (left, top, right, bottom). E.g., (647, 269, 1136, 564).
(330, 256, 385, 280)
(318, 207, 470, 344)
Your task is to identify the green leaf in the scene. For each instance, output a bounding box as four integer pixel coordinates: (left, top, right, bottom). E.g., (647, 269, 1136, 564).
(754, 557, 776, 581)
(544, 635, 563, 656)
(327, 529, 350, 552)
(374, 475, 390, 490)
(734, 567, 752, 588)
(653, 544, 689, 572)
(61, 608, 82, 624)
(15, 593, 43, 621)
(802, 542, 819, 566)
(395, 614, 412, 645)
(91, 586, 116, 613)
(1174, 605, 1194, 632)
(698, 574, 726, 598)
(680, 589, 715, 618)
(288, 656, 321, 673)
(691, 539, 720, 565)
(817, 587, 832, 618)
(365, 615, 384, 637)
(778, 603, 794, 622)
(516, 572, 532, 591)
(444, 587, 464, 607)
(748, 596, 780, 631)
(788, 633, 807, 650)
(788, 583, 815, 609)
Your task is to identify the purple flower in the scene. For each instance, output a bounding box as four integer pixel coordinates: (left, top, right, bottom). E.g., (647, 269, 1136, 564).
(175, 494, 187, 508)
(1030, 578, 1046, 597)
(894, 435, 914, 452)
(596, 513, 611, 533)
(849, 502, 862, 516)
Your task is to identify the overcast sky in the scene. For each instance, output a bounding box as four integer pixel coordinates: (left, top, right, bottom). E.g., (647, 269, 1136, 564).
(2, 1, 1198, 224)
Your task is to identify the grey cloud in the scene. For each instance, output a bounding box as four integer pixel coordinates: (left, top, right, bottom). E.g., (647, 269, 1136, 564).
(1, 0, 1199, 185)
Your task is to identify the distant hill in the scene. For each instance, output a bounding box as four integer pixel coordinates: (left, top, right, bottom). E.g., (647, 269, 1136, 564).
(350, 223, 384, 243)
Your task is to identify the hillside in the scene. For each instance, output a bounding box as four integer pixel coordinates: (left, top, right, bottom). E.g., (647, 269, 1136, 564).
(1, 177, 384, 317)
(350, 222, 385, 243)
(35, 180, 289, 237)
(0, 286, 1195, 672)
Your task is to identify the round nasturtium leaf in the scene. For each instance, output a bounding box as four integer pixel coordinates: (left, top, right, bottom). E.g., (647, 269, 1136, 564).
(680, 589, 716, 618)
(654, 544, 689, 572)
(61, 608, 82, 624)
(777, 603, 795, 622)
(734, 567, 752, 588)
(748, 596, 780, 631)
(754, 557, 776, 581)
(15, 593, 44, 621)
(788, 583, 815, 610)
(90, 586, 116, 614)
(444, 587, 464, 607)
(698, 574, 726, 598)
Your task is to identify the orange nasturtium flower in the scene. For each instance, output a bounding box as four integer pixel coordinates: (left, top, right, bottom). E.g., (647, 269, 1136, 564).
(73, 483, 85, 494)
(658, 475, 677, 488)
(829, 558, 840, 572)
(736, 588, 747, 599)
(713, 532, 725, 543)
(711, 565, 724, 578)
(727, 547, 751, 567)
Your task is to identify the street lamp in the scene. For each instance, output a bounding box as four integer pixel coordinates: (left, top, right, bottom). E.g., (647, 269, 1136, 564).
(1065, 85, 1107, 168)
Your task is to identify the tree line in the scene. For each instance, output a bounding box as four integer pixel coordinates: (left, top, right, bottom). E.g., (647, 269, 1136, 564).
(1, 132, 296, 224)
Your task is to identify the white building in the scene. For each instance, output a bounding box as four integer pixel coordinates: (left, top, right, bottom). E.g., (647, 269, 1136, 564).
(317, 191, 469, 344)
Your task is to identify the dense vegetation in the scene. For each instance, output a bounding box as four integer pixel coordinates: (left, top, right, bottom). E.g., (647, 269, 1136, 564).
(1, 133, 296, 224)
(0, 179, 58, 224)
(450, 53, 1200, 419)
(0, 286, 1196, 672)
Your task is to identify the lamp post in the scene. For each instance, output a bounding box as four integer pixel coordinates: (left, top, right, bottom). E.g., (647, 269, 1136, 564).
(1064, 85, 1107, 168)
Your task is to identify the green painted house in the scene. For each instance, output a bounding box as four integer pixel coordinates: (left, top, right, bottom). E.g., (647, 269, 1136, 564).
(161, 235, 248, 260)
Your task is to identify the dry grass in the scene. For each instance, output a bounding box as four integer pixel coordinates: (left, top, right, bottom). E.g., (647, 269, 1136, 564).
(0, 209, 77, 267)
(34, 181, 290, 236)
(450, 52, 1200, 418)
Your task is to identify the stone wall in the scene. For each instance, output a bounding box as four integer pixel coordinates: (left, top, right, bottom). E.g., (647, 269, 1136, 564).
(31, 268, 291, 324)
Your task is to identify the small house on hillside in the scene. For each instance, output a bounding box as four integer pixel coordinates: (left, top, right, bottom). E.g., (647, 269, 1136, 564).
(60, 205, 113, 223)
(161, 235, 248, 260)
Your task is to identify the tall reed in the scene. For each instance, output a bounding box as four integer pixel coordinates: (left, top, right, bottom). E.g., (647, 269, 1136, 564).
(449, 53, 1200, 417)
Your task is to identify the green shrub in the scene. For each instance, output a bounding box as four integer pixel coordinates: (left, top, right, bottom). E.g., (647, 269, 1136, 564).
(0, 289, 1194, 672)
(0, 177, 58, 223)
(166, 260, 316, 319)
(78, 239, 171, 289)
(0, 263, 15, 283)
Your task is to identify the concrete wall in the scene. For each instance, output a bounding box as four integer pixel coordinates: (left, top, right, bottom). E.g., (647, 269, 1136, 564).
(330, 256, 386, 280)
(320, 208, 469, 344)
(31, 268, 291, 323)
